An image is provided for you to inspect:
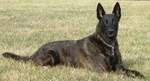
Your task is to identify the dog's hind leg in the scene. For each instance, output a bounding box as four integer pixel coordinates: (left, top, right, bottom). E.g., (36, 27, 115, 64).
(30, 50, 60, 66)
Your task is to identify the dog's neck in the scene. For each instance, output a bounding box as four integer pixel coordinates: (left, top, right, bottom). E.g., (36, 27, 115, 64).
(96, 35, 115, 48)
(94, 32, 116, 45)
(91, 33, 116, 56)
(97, 34, 115, 56)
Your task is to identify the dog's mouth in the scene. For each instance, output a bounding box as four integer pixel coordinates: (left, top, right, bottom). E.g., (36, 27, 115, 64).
(107, 31, 115, 38)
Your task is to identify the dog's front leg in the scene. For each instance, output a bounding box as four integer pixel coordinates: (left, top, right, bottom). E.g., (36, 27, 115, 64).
(115, 65, 145, 78)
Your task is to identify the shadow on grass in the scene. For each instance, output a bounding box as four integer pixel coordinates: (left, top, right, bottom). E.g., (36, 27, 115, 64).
(123, 56, 149, 68)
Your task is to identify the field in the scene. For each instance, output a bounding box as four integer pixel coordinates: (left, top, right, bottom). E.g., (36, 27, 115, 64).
(0, 0, 150, 81)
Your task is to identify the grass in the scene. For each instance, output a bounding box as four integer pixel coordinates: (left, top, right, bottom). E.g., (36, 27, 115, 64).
(0, 0, 150, 81)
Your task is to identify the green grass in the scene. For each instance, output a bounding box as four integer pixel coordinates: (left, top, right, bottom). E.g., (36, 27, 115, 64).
(0, 0, 150, 81)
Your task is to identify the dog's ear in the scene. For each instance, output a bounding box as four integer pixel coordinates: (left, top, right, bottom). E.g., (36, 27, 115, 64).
(112, 2, 121, 20)
(97, 3, 106, 20)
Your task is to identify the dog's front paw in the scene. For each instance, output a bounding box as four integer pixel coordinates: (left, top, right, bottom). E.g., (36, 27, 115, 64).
(135, 71, 145, 79)
(131, 70, 145, 79)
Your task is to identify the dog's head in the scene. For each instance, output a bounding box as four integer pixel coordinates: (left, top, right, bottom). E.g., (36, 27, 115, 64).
(96, 2, 121, 41)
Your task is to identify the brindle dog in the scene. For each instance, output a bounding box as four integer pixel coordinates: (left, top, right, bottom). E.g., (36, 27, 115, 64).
(2, 2, 144, 78)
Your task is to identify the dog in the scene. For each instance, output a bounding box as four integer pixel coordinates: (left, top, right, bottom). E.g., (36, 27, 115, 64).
(2, 2, 144, 78)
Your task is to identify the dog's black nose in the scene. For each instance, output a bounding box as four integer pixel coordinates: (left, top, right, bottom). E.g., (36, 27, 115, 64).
(107, 30, 114, 37)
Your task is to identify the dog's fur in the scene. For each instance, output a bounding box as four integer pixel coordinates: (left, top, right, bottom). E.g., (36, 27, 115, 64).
(2, 2, 144, 78)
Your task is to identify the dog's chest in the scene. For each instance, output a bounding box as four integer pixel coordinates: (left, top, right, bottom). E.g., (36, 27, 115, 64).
(87, 47, 118, 72)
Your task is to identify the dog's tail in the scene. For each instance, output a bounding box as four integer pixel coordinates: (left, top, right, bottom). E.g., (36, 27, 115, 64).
(2, 52, 30, 61)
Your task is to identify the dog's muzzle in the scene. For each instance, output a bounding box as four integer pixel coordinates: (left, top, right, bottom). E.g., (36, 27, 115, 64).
(107, 30, 114, 37)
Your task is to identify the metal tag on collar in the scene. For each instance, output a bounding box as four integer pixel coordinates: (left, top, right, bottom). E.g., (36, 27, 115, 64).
(111, 46, 115, 56)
